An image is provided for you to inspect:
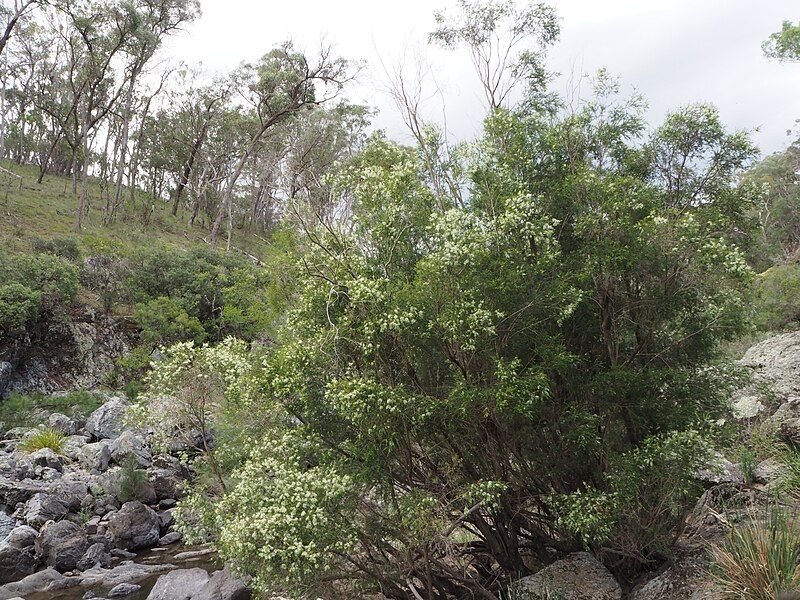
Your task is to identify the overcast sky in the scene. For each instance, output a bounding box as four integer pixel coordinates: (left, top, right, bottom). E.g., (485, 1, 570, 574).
(163, 0, 800, 158)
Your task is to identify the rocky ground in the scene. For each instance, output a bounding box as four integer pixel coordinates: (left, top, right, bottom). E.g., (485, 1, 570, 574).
(2, 330, 800, 599)
(0, 393, 249, 600)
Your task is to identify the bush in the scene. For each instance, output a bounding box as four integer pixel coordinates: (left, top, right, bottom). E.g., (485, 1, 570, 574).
(115, 455, 150, 503)
(554, 430, 710, 573)
(753, 264, 800, 331)
(133, 296, 206, 348)
(711, 506, 800, 599)
(31, 236, 81, 262)
(0, 283, 41, 333)
(0, 252, 78, 311)
(19, 427, 66, 453)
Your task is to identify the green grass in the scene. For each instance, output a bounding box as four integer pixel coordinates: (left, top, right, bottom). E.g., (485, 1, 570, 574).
(18, 427, 66, 453)
(0, 389, 104, 431)
(0, 161, 271, 259)
(711, 505, 800, 599)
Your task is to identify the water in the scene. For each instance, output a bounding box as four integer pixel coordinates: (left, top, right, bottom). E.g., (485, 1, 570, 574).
(24, 545, 221, 600)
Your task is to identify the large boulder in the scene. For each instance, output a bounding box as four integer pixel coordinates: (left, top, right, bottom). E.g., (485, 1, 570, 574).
(0, 567, 81, 598)
(79, 441, 112, 472)
(77, 541, 112, 570)
(110, 431, 151, 467)
(85, 398, 127, 440)
(514, 553, 622, 600)
(35, 520, 88, 572)
(149, 456, 185, 500)
(108, 501, 160, 551)
(28, 448, 63, 472)
(0, 513, 14, 540)
(770, 396, 800, 442)
(629, 557, 719, 600)
(146, 568, 210, 600)
(194, 567, 251, 600)
(0, 526, 37, 584)
(24, 493, 68, 528)
(739, 331, 800, 400)
(48, 413, 77, 435)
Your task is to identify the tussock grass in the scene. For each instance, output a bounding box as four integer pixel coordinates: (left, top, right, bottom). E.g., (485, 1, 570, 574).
(711, 505, 800, 599)
(18, 427, 66, 453)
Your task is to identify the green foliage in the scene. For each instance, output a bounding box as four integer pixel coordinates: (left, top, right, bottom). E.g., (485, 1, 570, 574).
(0, 390, 104, 431)
(115, 455, 150, 503)
(0, 283, 41, 333)
(133, 296, 207, 348)
(31, 236, 82, 262)
(0, 252, 79, 309)
(711, 506, 800, 599)
(753, 264, 800, 331)
(553, 431, 710, 572)
(763, 20, 800, 62)
(739, 446, 758, 487)
(19, 427, 66, 453)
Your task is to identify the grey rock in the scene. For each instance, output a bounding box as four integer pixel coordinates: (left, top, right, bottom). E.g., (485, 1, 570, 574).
(149, 466, 183, 500)
(111, 548, 137, 559)
(77, 541, 112, 570)
(108, 501, 160, 551)
(110, 431, 151, 468)
(173, 548, 215, 561)
(28, 447, 64, 472)
(194, 567, 251, 600)
(85, 399, 127, 441)
(35, 519, 89, 572)
(49, 413, 78, 435)
(0, 525, 37, 584)
(62, 435, 90, 460)
(0, 513, 14, 540)
(694, 454, 744, 487)
(158, 531, 181, 545)
(771, 396, 800, 443)
(79, 560, 175, 589)
(0, 567, 81, 599)
(79, 441, 112, 472)
(24, 492, 68, 528)
(0, 362, 11, 398)
(754, 457, 786, 485)
(629, 557, 719, 599)
(514, 552, 622, 600)
(146, 568, 210, 600)
(108, 582, 142, 597)
(740, 331, 800, 400)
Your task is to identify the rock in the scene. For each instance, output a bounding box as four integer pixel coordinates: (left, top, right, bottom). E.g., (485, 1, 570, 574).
(194, 567, 251, 600)
(77, 542, 112, 570)
(514, 552, 622, 600)
(754, 457, 786, 485)
(110, 431, 151, 467)
(158, 509, 175, 530)
(694, 454, 744, 487)
(108, 501, 160, 551)
(24, 492, 68, 528)
(0, 362, 11, 398)
(108, 582, 142, 597)
(111, 548, 137, 559)
(0, 526, 37, 583)
(28, 448, 64, 472)
(79, 441, 112, 472)
(740, 331, 800, 400)
(173, 548, 215, 561)
(85, 399, 127, 441)
(35, 519, 89, 572)
(146, 568, 210, 600)
(629, 557, 719, 599)
(0, 513, 14, 540)
(49, 413, 78, 435)
(62, 435, 90, 460)
(149, 465, 183, 500)
(0, 567, 81, 598)
(158, 531, 181, 545)
(771, 396, 800, 443)
(79, 560, 175, 588)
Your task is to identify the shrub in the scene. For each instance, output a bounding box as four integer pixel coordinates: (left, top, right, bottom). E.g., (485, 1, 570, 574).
(0, 252, 78, 310)
(0, 283, 41, 333)
(0, 390, 104, 431)
(554, 430, 711, 573)
(711, 506, 800, 599)
(754, 264, 800, 331)
(19, 427, 66, 453)
(31, 236, 81, 262)
(115, 455, 150, 503)
(133, 296, 206, 348)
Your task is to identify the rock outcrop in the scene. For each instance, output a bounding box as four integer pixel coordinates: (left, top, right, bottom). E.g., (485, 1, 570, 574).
(514, 552, 622, 600)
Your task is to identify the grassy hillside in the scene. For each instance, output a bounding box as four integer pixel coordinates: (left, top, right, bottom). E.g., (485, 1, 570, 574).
(0, 161, 271, 258)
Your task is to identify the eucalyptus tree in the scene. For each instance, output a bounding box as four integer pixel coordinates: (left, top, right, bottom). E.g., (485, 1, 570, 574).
(110, 0, 199, 217)
(0, 0, 45, 56)
(764, 20, 800, 62)
(208, 43, 352, 248)
(429, 0, 559, 110)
